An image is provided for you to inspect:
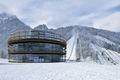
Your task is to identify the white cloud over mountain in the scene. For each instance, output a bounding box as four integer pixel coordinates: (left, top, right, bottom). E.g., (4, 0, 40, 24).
(94, 12, 120, 32)
(0, 0, 120, 31)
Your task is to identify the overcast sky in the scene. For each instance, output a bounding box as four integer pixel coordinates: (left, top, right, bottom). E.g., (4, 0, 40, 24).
(0, 0, 120, 31)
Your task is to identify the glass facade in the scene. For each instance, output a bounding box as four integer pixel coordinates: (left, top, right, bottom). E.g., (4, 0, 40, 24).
(8, 30, 66, 62)
(9, 43, 65, 54)
(10, 30, 66, 43)
(9, 54, 63, 62)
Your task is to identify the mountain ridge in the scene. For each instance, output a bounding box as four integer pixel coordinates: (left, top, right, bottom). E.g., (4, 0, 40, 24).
(0, 13, 31, 58)
(0, 12, 120, 64)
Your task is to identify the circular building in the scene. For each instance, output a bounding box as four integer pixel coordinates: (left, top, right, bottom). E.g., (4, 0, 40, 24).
(8, 30, 66, 62)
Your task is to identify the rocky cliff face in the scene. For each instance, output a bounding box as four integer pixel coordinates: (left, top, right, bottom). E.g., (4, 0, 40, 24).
(34, 24, 48, 30)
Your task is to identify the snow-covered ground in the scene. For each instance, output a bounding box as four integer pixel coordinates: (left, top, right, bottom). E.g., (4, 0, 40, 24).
(0, 59, 120, 80)
(0, 59, 8, 63)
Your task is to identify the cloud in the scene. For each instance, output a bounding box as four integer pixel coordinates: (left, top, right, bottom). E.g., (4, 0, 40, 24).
(0, 0, 120, 31)
(93, 12, 120, 32)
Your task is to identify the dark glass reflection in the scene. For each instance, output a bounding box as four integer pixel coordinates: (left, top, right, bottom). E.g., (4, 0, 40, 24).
(9, 43, 65, 54)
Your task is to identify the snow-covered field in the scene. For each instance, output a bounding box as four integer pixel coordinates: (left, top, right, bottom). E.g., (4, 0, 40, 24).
(0, 59, 120, 80)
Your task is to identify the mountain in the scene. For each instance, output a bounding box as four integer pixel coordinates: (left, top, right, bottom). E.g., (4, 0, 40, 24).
(34, 24, 48, 30)
(0, 12, 120, 65)
(0, 13, 31, 58)
(52, 26, 120, 64)
(33, 25, 120, 64)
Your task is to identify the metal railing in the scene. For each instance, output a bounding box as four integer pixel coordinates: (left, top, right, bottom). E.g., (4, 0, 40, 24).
(9, 30, 66, 44)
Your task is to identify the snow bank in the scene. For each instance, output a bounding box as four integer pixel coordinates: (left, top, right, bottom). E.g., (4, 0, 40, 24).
(0, 58, 8, 63)
(0, 62, 120, 80)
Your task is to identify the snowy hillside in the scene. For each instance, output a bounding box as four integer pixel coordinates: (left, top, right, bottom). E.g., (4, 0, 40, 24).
(0, 12, 120, 64)
(0, 61, 120, 80)
(0, 13, 31, 57)
(53, 26, 120, 64)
